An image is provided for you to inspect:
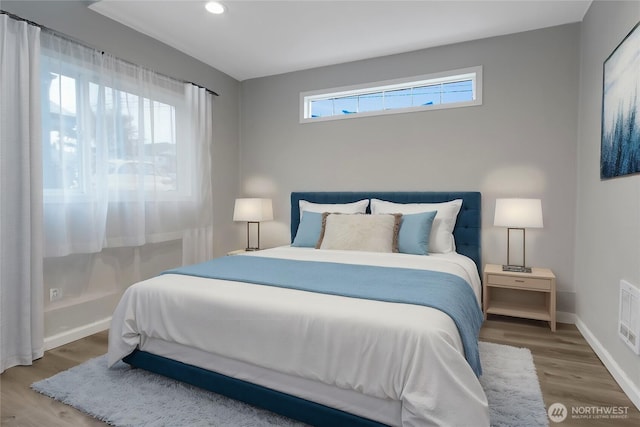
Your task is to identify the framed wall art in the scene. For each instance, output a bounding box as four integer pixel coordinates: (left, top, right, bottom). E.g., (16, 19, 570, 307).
(601, 21, 640, 179)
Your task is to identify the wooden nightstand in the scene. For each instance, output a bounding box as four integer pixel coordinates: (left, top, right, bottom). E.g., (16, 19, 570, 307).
(483, 264, 556, 331)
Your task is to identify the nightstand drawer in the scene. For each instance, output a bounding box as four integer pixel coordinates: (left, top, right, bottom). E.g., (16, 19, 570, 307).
(487, 274, 551, 291)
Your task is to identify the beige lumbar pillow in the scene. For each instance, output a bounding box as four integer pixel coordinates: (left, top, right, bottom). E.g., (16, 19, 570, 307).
(317, 213, 401, 253)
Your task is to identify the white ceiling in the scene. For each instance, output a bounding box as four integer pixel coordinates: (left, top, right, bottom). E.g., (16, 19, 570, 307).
(89, 0, 591, 81)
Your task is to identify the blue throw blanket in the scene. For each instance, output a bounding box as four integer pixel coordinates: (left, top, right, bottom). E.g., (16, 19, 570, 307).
(163, 255, 483, 376)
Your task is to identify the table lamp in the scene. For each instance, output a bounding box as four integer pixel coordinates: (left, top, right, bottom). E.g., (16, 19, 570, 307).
(494, 198, 543, 273)
(233, 198, 273, 251)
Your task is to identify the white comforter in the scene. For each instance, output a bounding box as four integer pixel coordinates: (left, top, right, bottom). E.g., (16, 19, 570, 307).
(108, 247, 489, 427)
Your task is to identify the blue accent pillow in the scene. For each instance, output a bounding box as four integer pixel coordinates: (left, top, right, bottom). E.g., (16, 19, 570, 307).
(292, 211, 324, 247)
(398, 211, 437, 255)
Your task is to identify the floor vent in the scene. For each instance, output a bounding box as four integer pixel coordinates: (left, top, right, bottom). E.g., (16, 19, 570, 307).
(619, 280, 640, 355)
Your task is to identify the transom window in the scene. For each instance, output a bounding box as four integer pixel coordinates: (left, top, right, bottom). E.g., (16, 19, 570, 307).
(301, 66, 482, 123)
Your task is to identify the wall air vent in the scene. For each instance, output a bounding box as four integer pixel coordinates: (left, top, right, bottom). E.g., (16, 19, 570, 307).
(619, 280, 640, 355)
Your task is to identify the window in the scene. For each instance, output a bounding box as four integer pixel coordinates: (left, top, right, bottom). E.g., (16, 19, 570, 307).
(41, 53, 187, 200)
(38, 31, 214, 259)
(300, 66, 482, 123)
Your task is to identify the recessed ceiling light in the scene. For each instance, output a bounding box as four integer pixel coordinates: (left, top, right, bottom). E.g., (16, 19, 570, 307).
(205, 1, 225, 15)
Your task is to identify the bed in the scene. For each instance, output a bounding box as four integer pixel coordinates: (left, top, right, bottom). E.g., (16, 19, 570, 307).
(108, 191, 488, 427)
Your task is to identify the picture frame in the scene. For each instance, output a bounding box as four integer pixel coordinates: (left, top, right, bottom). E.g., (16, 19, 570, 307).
(601, 21, 640, 180)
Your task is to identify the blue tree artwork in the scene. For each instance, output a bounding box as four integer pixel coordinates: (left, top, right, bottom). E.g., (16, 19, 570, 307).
(601, 21, 640, 179)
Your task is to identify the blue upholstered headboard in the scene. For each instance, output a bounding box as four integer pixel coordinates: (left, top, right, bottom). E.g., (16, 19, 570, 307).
(290, 192, 482, 274)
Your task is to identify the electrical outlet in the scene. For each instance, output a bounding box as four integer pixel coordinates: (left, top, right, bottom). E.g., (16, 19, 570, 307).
(49, 288, 62, 302)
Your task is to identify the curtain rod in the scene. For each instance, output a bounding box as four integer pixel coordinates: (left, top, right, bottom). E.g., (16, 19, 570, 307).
(1, 10, 219, 96)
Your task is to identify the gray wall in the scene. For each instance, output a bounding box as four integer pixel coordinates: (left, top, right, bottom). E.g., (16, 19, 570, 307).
(240, 24, 580, 314)
(2, 1, 242, 338)
(576, 0, 640, 404)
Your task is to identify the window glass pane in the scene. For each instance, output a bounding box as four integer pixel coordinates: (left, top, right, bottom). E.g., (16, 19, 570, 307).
(334, 96, 358, 115)
(310, 99, 334, 118)
(384, 88, 412, 110)
(442, 80, 473, 103)
(358, 92, 384, 112)
(113, 91, 140, 160)
(43, 73, 80, 190)
(412, 85, 441, 106)
(90, 84, 132, 161)
(144, 98, 153, 146)
(147, 101, 177, 190)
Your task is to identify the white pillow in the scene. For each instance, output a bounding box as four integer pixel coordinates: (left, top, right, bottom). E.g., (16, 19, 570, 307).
(299, 199, 369, 217)
(317, 213, 401, 253)
(370, 199, 462, 253)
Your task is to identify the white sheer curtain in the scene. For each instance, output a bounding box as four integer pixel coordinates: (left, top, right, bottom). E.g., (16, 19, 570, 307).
(182, 84, 214, 265)
(0, 15, 44, 373)
(40, 31, 214, 261)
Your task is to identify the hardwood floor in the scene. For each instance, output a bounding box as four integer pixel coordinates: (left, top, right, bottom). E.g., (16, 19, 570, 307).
(480, 316, 640, 426)
(1, 332, 107, 426)
(1, 318, 639, 426)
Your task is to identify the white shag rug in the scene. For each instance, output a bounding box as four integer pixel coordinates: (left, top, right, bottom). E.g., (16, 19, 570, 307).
(32, 341, 547, 427)
(478, 342, 548, 427)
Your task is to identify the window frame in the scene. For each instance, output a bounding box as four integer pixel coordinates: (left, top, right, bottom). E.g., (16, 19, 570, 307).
(300, 66, 482, 123)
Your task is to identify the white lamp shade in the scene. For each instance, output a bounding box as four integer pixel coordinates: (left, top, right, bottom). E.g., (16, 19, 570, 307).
(494, 198, 543, 228)
(233, 198, 273, 222)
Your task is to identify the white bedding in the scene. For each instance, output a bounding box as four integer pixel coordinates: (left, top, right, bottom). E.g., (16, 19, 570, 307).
(108, 246, 489, 427)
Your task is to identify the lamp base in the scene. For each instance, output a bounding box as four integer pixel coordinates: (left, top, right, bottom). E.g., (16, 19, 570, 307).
(502, 264, 532, 273)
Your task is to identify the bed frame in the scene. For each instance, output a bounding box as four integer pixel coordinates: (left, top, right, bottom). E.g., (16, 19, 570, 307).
(124, 191, 482, 426)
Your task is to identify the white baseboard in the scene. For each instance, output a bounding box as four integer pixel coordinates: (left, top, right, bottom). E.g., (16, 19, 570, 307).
(575, 317, 640, 411)
(44, 317, 111, 351)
